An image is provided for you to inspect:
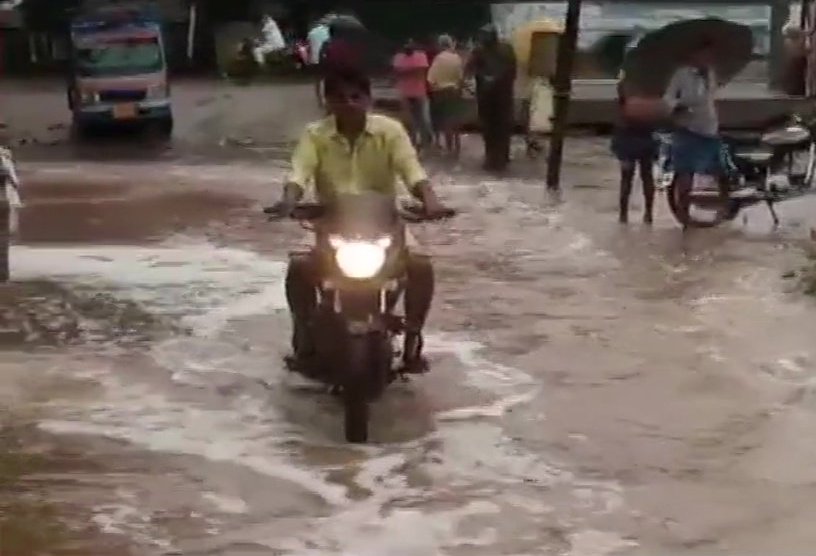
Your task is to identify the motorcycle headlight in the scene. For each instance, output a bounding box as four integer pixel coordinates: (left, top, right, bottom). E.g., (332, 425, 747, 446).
(329, 235, 391, 279)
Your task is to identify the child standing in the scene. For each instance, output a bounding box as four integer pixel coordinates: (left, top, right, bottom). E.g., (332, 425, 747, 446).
(611, 71, 657, 224)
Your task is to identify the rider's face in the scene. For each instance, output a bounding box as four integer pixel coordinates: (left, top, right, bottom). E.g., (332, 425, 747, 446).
(326, 84, 370, 123)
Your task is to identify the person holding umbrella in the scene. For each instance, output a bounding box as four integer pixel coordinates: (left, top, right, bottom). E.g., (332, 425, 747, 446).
(621, 19, 753, 228)
(661, 38, 721, 228)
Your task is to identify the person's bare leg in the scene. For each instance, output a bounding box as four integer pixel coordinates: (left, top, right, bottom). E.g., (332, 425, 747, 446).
(619, 160, 635, 223)
(639, 156, 655, 224)
(674, 173, 693, 229)
(314, 76, 323, 107)
(442, 126, 454, 155)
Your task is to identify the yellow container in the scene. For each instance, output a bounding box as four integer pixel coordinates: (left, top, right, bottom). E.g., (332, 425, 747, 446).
(512, 18, 563, 74)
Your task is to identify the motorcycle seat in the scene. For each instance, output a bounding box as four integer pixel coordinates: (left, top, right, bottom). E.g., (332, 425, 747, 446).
(734, 148, 773, 166)
(721, 130, 761, 146)
(761, 125, 810, 147)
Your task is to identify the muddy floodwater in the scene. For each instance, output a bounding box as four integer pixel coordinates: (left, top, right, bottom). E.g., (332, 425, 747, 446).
(3, 81, 816, 555)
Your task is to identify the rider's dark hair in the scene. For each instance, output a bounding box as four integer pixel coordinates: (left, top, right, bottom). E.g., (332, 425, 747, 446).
(323, 68, 371, 98)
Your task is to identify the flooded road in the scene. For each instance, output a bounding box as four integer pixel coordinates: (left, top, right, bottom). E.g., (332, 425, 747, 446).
(2, 136, 816, 555)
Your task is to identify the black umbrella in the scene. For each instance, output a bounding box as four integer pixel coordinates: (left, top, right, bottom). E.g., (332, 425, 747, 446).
(329, 13, 365, 31)
(621, 18, 754, 96)
(590, 32, 636, 77)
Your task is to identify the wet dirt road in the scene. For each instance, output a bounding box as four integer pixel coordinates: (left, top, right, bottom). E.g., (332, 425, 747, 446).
(2, 130, 816, 556)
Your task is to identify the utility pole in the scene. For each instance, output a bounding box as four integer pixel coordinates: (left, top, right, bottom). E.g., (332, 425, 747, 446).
(768, 0, 789, 89)
(545, 0, 582, 192)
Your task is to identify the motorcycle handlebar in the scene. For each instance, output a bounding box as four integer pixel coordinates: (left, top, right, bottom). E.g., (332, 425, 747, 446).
(263, 202, 325, 221)
(263, 202, 456, 223)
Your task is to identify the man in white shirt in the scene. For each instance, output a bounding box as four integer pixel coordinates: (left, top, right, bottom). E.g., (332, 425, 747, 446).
(308, 15, 332, 107)
(662, 38, 722, 227)
(253, 14, 286, 66)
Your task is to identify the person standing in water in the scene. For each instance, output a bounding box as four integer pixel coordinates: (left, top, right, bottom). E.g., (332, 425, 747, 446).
(662, 39, 721, 229)
(308, 14, 332, 106)
(467, 24, 517, 172)
(392, 39, 434, 149)
(612, 70, 657, 224)
(428, 34, 465, 157)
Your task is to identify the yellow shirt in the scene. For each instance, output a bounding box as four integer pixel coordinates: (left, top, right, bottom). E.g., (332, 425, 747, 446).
(287, 114, 428, 202)
(427, 50, 464, 91)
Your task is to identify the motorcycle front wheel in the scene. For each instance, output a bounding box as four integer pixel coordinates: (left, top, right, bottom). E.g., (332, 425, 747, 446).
(666, 175, 733, 228)
(343, 334, 379, 443)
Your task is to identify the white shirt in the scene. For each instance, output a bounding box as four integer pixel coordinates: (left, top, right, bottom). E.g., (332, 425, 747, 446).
(307, 24, 330, 65)
(663, 65, 719, 137)
(258, 16, 285, 53)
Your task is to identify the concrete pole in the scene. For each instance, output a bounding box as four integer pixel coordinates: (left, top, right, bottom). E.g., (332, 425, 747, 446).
(0, 185, 8, 282)
(545, 0, 582, 192)
(768, 0, 789, 89)
(187, 1, 197, 61)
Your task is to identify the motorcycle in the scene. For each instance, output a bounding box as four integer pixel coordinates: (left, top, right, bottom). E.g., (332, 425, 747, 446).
(662, 113, 816, 228)
(264, 194, 454, 442)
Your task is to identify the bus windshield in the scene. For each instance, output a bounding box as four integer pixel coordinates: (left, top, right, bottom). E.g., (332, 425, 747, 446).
(76, 35, 163, 77)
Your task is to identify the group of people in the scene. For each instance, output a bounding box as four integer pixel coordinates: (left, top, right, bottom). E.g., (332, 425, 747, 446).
(305, 19, 520, 171)
(391, 25, 518, 171)
(391, 35, 464, 157)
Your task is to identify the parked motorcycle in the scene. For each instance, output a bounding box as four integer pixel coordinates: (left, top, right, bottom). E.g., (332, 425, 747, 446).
(663, 113, 816, 228)
(264, 194, 454, 442)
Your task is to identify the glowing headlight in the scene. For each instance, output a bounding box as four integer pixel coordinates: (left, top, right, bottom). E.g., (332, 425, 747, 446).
(329, 235, 391, 279)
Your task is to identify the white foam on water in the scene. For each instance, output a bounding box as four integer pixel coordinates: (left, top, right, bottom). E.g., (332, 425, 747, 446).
(20, 240, 632, 554)
(91, 501, 176, 553)
(9, 243, 288, 335)
(427, 335, 539, 421)
(39, 378, 349, 507)
(566, 530, 639, 556)
(27, 161, 279, 186)
(202, 492, 250, 515)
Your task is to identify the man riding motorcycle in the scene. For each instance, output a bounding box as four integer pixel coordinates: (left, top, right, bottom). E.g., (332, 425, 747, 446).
(273, 68, 452, 372)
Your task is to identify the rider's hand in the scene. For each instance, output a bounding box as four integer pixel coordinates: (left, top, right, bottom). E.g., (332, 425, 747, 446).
(264, 199, 295, 218)
(267, 183, 303, 217)
(420, 190, 452, 219)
